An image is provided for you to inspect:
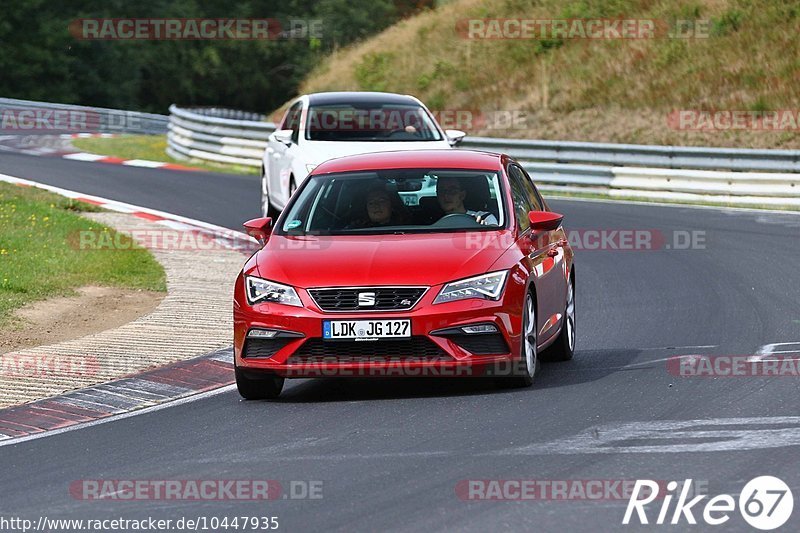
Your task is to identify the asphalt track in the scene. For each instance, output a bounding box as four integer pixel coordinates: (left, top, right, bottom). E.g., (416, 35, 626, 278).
(1, 149, 800, 532)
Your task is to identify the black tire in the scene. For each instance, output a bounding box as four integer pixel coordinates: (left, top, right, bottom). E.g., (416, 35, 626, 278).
(497, 291, 538, 388)
(261, 168, 280, 219)
(541, 275, 576, 362)
(235, 366, 284, 400)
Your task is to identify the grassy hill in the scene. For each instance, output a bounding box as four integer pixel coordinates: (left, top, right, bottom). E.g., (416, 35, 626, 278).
(297, 0, 800, 148)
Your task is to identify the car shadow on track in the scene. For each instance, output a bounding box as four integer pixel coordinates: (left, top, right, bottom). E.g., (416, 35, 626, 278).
(269, 349, 643, 402)
(533, 348, 645, 390)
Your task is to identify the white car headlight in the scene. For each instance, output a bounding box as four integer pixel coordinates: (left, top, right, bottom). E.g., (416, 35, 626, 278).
(245, 276, 302, 307)
(433, 271, 508, 304)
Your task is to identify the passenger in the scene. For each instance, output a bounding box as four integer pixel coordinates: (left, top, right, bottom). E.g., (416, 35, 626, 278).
(350, 186, 409, 228)
(436, 177, 498, 225)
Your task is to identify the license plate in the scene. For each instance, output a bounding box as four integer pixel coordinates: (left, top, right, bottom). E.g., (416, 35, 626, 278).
(323, 319, 410, 340)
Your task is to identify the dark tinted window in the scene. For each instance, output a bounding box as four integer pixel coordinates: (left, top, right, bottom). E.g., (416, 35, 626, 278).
(305, 103, 442, 142)
(278, 169, 504, 235)
(518, 166, 545, 211)
(507, 165, 534, 231)
(282, 101, 303, 143)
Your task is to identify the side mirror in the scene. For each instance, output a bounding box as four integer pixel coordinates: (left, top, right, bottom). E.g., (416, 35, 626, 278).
(528, 211, 563, 232)
(445, 129, 466, 146)
(243, 217, 273, 246)
(272, 129, 293, 146)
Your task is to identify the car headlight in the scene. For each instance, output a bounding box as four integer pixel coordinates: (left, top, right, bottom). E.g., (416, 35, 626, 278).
(245, 276, 302, 307)
(433, 270, 508, 304)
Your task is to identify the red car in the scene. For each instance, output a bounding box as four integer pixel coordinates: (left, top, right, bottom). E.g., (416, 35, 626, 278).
(233, 150, 575, 399)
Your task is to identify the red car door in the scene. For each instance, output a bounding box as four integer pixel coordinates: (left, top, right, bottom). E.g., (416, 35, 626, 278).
(508, 164, 567, 344)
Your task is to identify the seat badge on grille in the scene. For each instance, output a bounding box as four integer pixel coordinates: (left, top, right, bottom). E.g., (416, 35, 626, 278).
(400, 299, 411, 306)
(358, 292, 376, 307)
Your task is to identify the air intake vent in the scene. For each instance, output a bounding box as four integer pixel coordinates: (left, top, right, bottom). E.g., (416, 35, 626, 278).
(308, 287, 427, 312)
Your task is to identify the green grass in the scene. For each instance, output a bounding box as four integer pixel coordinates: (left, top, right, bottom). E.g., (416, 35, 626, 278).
(71, 135, 258, 176)
(0, 182, 167, 325)
(299, 0, 800, 149)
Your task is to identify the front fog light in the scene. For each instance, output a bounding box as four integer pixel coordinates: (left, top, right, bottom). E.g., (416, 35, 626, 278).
(461, 324, 499, 334)
(247, 328, 279, 338)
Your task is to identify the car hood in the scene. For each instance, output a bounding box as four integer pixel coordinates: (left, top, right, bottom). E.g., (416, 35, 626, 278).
(304, 140, 452, 167)
(253, 231, 515, 289)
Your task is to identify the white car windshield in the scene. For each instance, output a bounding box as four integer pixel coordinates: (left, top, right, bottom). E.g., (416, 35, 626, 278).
(305, 103, 443, 142)
(277, 169, 505, 236)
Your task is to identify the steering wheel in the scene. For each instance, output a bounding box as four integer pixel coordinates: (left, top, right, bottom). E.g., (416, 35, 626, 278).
(431, 213, 482, 228)
(381, 126, 419, 139)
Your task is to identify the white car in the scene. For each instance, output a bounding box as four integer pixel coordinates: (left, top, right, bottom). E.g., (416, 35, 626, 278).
(261, 92, 466, 216)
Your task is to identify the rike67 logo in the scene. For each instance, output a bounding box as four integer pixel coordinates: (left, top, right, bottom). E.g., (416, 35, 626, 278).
(623, 477, 793, 530)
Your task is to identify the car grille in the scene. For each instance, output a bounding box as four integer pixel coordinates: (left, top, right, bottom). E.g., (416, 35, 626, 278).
(439, 333, 510, 355)
(243, 338, 293, 358)
(286, 337, 449, 364)
(308, 287, 427, 312)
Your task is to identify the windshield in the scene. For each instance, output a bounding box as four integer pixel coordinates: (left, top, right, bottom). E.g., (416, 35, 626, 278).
(305, 103, 443, 142)
(278, 169, 505, 235)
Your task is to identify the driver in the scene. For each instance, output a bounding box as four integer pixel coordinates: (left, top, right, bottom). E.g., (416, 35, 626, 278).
(436, 177, 498, 225)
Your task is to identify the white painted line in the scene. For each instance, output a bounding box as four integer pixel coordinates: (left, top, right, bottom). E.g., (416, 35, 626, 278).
(90, 383, 168, 402)
(0, 172, 256, 245)
(62, 152, 107, 162)
(122, 159, 166, 168)
(103, 203, 137, 214)
(504, 416, 800, 455)
(55, 396, 125, 414)
(747, 342, 800, 362)
(157, 219, 197, 231)
(117, 378, 193, 397)
(639, 345, 717, 351)
(83, 384, 155, 406)
(618, 356, 687, 370)
(0, 384, 235, 448)
(562, 354, 698, 372)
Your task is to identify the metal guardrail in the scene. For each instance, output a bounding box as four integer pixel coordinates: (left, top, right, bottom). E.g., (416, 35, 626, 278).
(166, 105, 275, 167)
(0, 97, 168, 134)
(165, 105, 800, 205)
(460, 137, 800, 173)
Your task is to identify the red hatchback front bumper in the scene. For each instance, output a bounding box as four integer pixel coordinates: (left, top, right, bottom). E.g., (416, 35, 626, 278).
(233, 274, 525, 378)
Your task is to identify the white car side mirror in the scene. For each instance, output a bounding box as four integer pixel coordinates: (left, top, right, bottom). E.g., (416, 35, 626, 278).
(272, 129, 294, 146)
(445, 129, 466, 146)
